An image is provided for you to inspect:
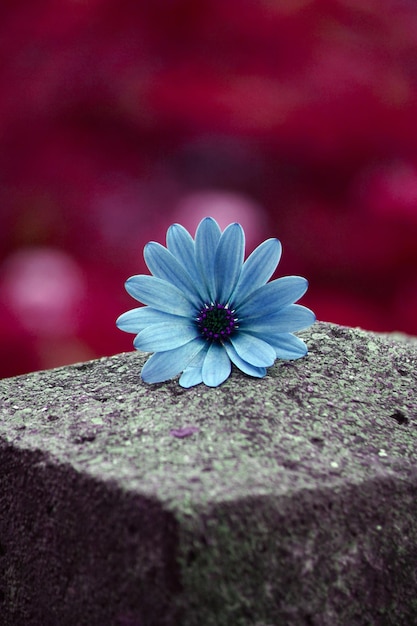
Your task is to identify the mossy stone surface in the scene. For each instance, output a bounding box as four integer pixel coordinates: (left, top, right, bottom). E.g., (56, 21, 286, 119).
(1, 321, 417, 625)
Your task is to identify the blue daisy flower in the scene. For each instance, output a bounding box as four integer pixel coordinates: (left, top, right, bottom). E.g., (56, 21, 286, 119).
(116, 217, 315, 388)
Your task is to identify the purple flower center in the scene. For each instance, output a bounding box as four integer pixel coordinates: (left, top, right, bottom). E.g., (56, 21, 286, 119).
(196, 303, 238, 342)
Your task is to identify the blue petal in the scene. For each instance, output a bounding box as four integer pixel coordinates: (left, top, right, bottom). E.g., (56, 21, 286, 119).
(166, 223, 194, 259)
(179, 368, 204, 388)
(249, 331, 308, 359)
(144, 241, 202, 304)
(237, 276, 308, 319)
(116, 308, 146, 333)
(231, 238, 281, 304)
(224, 342, 267, 378)
(195, 217, 222, 302)
(166, 224, 202, 288)
(230, 332, 276, 367)
(202, 342, 231, 387)
(179, 345, 209, 388)
(243, 304, 316, 333)
(116, 306, 185, 333)
(214, 223, 245, 304)
(125, 275, 197, 317)
(141, 339, 206, 383)
(134, 322, 199, 352)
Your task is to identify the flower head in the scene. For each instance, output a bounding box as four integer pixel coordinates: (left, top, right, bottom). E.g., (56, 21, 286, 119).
(116, 217, 315, 387)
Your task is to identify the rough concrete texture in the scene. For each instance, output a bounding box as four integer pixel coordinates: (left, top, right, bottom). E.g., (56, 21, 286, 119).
(1, 321, 417, 626)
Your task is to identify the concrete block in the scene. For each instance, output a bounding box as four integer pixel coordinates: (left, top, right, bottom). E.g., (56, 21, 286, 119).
(1, 321, 417, 625)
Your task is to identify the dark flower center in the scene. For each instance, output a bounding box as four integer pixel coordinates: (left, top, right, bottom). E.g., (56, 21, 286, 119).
(196, 303, 238, 342)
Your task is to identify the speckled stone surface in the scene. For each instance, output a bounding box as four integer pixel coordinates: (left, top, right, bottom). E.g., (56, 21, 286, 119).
(1, 321, 417, 626)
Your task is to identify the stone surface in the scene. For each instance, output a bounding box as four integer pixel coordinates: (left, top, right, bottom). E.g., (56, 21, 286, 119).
(0, 321, 417, 625)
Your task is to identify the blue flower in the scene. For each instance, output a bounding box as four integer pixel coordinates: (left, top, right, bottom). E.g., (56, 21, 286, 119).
(116, 217, 315, 388)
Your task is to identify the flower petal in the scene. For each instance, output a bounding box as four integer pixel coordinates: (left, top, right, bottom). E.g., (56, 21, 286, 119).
(141, 339, 206, 384)
(125, 275, 197, 316)
(202, 342, 231, 387)
(116, 306, 186, 333)
(243, 304, 316, 333)
(231, 238, 282, 304)
(179, 345, 209, 388)
(166, 223, 202, 287)
(134, 322, 199, 352)
(230, 332, 276, 367)
(195, 217, 222, 302)
(250, 331, 308, 359)
(116, 308, 146, 333)
(237, 276, 308, 319)
(179, 368, 204, 388)
(144, 241, 202, 304)
(224, 342, 267, 378)
(214, 223, 245, 304)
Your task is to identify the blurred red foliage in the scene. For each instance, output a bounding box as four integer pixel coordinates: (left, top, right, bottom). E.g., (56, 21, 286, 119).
(1, 0, 417, 378)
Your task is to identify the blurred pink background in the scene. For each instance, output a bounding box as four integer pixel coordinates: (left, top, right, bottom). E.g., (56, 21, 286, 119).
(2, 0, 417, 379)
